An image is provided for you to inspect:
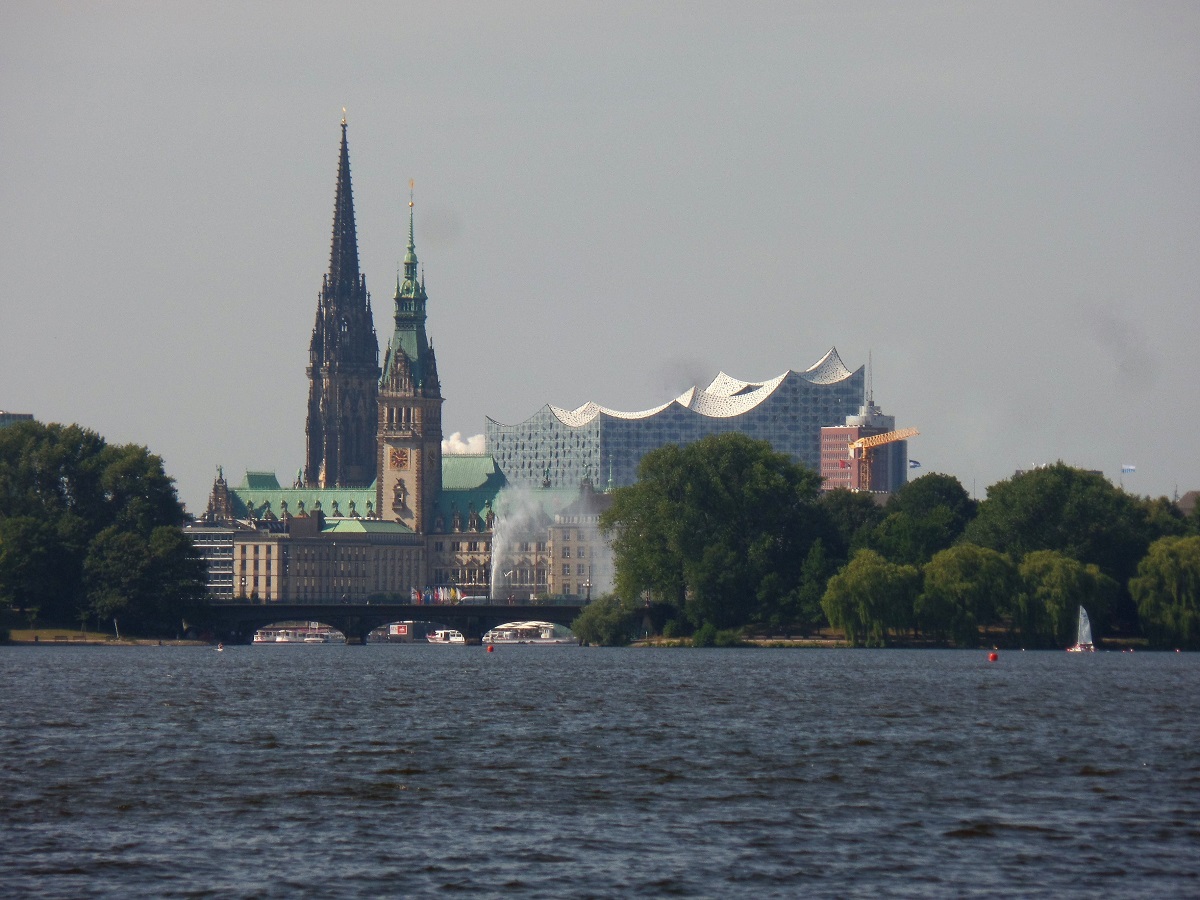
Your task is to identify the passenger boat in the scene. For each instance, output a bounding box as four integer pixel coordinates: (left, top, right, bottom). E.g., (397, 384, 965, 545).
(426, 629, 466, 645)
(481, 621, 578, 645)
(253, 623, 341, 644)
(1067, 606, 1095, 652)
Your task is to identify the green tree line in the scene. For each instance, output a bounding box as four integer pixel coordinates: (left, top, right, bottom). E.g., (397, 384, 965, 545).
(0, 421, 207, 637)
(576, 434, 1200, 648)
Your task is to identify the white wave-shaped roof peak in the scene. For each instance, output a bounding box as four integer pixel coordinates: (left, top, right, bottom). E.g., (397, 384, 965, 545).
(539, 348, 852, 426)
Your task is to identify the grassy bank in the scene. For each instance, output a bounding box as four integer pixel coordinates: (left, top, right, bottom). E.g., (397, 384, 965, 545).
(5, 628, 207, 646)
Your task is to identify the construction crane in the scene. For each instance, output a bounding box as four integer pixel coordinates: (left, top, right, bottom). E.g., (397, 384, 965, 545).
(848, 428, 919, 492)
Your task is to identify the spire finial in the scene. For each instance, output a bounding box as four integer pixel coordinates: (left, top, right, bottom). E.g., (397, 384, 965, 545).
(402, 178, 418, 276)
(341, 107, 347, 126)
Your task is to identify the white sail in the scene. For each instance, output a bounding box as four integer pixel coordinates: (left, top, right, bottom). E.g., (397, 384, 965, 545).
(1077, 607, 1093, 647)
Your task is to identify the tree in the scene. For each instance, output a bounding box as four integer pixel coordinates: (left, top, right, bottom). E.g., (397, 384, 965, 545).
(1129, 536, 1200, 649)
(1016, 550, 1117, 648)
(821, 549, 918, 647)
(790, 538, 834, 636)
(962, 464, 1153, 628)
(818, 489, 885, 562)
(601, 433, 826, 631)
(889, 473, 977, 530)
(917, 544, 1017, 647)
(868, 473, 977, 567)
(0, 421, 204, 634)
(571, 594, 641, 646)
(0, 516, 54, 615)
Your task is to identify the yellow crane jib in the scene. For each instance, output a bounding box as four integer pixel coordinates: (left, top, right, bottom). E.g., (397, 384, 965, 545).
(848, 427, 920, 454)
(847, 428, 919, 491)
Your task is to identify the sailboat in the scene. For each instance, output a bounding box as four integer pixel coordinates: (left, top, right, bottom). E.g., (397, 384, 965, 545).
(1067, 606, 1095, 652)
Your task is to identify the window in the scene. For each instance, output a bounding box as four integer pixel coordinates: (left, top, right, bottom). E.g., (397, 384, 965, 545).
(562, 564, 570, 577)
(577, 564, 586, 576)
(561, 547, 570, 558)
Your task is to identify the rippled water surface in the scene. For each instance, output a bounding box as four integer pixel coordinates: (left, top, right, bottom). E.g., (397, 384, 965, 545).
(2, 644, 1198, 898)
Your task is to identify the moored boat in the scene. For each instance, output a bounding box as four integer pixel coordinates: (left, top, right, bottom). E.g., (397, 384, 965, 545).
(426, 629, 466, 645)
(253, 622, 342, 644)
(481, 621, 577, 645)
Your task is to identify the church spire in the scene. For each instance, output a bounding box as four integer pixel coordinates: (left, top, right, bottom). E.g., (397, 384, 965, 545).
(305, 116, 380, 490)
(402, 180, 418, 283)
(327, 114, 361, 297)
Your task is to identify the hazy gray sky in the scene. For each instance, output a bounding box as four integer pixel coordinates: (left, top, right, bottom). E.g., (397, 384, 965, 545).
(3, 2, 1198, 512)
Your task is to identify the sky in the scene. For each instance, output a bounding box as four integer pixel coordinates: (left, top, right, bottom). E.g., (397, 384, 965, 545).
(2, 2, 1198, 514)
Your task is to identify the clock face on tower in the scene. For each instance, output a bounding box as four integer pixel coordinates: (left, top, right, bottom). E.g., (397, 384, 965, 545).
(389, 447, 409, 470)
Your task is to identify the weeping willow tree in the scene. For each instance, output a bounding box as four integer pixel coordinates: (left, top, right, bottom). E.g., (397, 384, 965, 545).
(1130, 536, 1200, 649)
(821, 549, 918, 647)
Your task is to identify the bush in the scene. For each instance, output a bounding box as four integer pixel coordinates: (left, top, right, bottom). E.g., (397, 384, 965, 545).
(692, 624, 745, 647)
(571, 594, 638, 646)
(662, 619, 688, 639)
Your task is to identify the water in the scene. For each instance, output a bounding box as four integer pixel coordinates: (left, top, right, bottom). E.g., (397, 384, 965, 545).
(2, 645, 1198, 898)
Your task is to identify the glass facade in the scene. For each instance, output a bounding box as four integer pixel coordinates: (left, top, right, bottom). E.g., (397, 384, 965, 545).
(487, 353, 865, 489)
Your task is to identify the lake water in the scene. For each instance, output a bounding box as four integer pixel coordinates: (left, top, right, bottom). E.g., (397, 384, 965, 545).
(2, 644, 1198, 898)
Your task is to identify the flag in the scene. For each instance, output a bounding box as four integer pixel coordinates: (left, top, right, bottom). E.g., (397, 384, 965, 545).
(909, 460, 922, 469)
(1121, 465, 1136, 474)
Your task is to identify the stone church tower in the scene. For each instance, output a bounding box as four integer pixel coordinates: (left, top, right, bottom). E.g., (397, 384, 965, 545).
(377, 193, 443, 533)
(304, 120, 381, 488)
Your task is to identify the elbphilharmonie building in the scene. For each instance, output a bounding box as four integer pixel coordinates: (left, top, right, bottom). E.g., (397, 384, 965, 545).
(487, 348, 865, 489)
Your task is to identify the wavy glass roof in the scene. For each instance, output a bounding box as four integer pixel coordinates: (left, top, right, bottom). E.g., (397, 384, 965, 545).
(535, 347, 852, 428)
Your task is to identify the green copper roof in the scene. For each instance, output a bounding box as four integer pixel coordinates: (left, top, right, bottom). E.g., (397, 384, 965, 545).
(441, 454, 500, 491)
(229, 458, 585, 531)
(323, 518, 414, 535)
(431, 454, 507, 525)
(230, 476, 378, 520)
(244, 471, 283, 491)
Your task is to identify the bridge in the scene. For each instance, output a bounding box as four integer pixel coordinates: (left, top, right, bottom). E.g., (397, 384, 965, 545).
(203, 601, 586, 644)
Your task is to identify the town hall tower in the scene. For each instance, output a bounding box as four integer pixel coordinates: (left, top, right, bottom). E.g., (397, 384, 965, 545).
(377, 190, 443, 533)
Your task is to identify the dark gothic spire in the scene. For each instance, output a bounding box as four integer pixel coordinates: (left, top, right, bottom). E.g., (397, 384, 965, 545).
(327, 115, 361, 297)
(304, 116, 380, 489)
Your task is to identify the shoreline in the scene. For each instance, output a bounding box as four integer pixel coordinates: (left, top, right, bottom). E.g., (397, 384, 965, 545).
(4, 630, 208, 647)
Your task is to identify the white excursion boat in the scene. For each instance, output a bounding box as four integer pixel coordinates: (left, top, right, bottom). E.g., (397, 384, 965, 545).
(1067, 606, 1096, 652)
(253, 622, 341, 644)
(426, 629, 466, 645)
(481, 621, 578, 645)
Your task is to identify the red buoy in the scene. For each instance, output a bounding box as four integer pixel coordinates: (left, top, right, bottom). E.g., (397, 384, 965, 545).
(988, 652, 998, 662)
(486, 644, 494, 653)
